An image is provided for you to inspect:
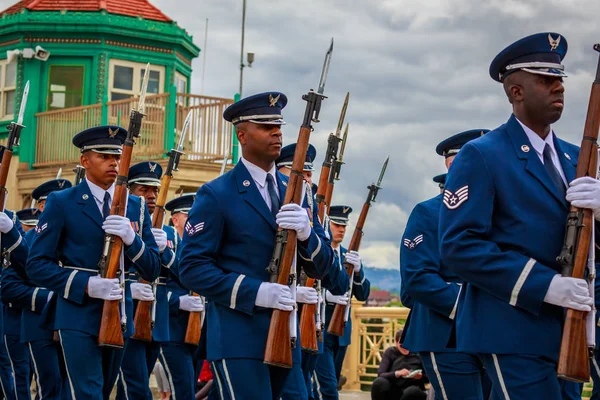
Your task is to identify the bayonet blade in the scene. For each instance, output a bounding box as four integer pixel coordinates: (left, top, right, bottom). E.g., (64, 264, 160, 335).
(17, 81, 29, 126)
(138, 63, 151, 114)
(56, 168, 62, 179)
(377, 156, 389, 186)
(317, 38, 334, 95)
(177, 111, 193, 151)
(335, 92, 349, 137)
(338, 123, 349, 162)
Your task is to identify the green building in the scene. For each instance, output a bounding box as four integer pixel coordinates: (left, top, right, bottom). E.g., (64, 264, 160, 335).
(0, 0, 234, 209)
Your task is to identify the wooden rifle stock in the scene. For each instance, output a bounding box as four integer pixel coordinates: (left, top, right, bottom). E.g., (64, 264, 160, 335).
(0, 149, 13, 211)
(264, 126, 309, 368)
(299, 277, 319, 352)
(184, 292, 202, 345)
(557, 44, 600, 382)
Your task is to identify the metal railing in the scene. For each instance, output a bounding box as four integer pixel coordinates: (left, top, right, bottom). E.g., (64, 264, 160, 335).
(175, 94, 234, 162)
(32, 93, 234, 167)
(34, 104, 103, 166)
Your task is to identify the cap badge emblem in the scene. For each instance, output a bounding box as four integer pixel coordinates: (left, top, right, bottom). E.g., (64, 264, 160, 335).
(548, 34, 561, 51)
(269, 94, 281, 107)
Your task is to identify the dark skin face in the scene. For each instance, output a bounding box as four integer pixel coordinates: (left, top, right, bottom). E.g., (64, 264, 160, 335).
(130, 183, 158, 214)
(81, 151, 120, 190)
(504, 71, 565, 138)
(236, 122, 282, 172)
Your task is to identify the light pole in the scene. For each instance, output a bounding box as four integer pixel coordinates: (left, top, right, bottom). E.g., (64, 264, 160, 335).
(239, 0, 254, 97)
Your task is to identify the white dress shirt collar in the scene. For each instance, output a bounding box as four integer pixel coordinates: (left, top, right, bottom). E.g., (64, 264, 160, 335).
(86, 179, 115, 204)
(516, 118, 557, 160)
(240, 157, 278, 189)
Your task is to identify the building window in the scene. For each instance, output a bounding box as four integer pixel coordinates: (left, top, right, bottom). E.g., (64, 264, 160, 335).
(0, 60, 16, 120)
(175, 72, 187, 105)
(46, 65, 85, 111)
(109, 60, 164, 101)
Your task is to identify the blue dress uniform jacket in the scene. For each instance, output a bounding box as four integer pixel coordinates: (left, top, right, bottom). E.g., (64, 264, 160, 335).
(165, 228, 189, 344)
(26, 180, 161, 338)
(178, 162, 334, 361)
(439, 114, 587, 361)
(400, 194, 461, 352)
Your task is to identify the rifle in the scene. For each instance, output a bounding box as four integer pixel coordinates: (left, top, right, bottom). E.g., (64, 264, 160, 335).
(73, 165, 86, 185)
(97, 67, 150, 348)
(556, 44, 600, 383)
(263, 39, 333, 368)
(131, 111, 192, 342)
(0, 81, 28, 212)
(328, 157, 388, 336)
(300, 105, 348, 353)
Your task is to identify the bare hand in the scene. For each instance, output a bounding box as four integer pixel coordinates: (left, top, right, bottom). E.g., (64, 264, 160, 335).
(395, 369, 410, 378)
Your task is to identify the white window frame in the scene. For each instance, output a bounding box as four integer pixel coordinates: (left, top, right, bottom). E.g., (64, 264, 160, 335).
(175, 72, 188, 105)
(108, 59, 165, 100)
(0, 59, 16, 120)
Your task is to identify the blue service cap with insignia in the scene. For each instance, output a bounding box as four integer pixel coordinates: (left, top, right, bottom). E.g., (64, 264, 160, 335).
(433, 173, 446, 189)
(490, 32, 568, 83)
(128, 161, 163, 187)
(165, 194, 195, 215)
(329, 205, 352, 226)
(16, 208, 40, 226)
(276, 143, 316, 171)
(223, 92, 287, 125)
(32, 179, 72, 201)
(72, 125, 127, 154)
(436, 129, 490, 157)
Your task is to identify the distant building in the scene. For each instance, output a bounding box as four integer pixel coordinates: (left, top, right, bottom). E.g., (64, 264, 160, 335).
(365, 290, 392, 306)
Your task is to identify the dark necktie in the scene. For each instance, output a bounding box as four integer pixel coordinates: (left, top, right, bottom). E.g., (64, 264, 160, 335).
(102, 191, 111, 220)
(266, 174, 280, 219)
(543, 144, 566, 196)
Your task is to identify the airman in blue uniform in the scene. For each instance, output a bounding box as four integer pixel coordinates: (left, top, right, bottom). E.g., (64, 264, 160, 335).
(116, 161, 173, 400)
(439, 32, 600, 399)
(3, 179, 72, 400)
(159, 194, 202, 400)
(400, 130, 490, 400)
(26, 126, 161, 400)
(313, 206, 370, 400)
(179, 92, 335, 400)
(277, 144, 350, 400)
(16, 208, 39, 233)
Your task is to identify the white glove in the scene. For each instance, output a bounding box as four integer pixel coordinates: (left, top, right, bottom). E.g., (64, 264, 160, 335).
(87, 276, 123, 301)
(102, 215, 135, 246)
(255, 282, 295, 311)
(276, 204, 311, 242)
(296, 287, 318, 304)
(566, 177, 600, 219)
(179, 295, 204, 312)
(345, 250, 361, 273)
(326, 291, 350, 305)
(0, 213, 14, 234)
(131, 282, 155, 301)
(543, 275, 593, 311)
(151, 228, 167, 252)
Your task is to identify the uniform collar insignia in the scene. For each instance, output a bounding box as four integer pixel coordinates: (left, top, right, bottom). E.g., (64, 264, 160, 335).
(548, 34, 561, 51)
(269, 94, 281, 107)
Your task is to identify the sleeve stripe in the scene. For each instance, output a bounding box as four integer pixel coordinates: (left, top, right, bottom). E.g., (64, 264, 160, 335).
(5, 234, 22, 254)
(230, 274, 245, 310)
(309, 238, 322, 261)
(31, 288, 40, 312)
(64, 270, 78, 299)
(164, 250, 176, 270)
(509, 258, 536, 306)
(449, 284, 463, 320)
(131, 242, 145, 263)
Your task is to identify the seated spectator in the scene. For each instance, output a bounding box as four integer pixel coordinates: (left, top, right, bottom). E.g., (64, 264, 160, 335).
(153, 361, 171, 400)
(371, 329, 428, 400)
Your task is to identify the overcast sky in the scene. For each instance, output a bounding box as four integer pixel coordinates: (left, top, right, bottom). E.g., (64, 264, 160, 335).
(149, 0, 600, 270)
(4, 0, 597, 269)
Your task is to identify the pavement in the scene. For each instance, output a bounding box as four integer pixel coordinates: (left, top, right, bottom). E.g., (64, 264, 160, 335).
(339, 391, 369, 399)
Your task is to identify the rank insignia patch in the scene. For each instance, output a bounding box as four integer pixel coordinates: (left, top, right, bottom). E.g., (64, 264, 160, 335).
(35, 223, 48, 234)
(403, 234, 423, 250)
(443, 186, 469, 210)
(185, 221, 205, 236)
